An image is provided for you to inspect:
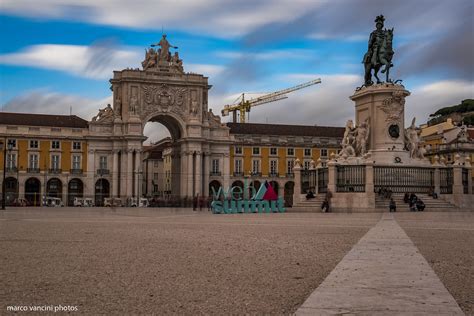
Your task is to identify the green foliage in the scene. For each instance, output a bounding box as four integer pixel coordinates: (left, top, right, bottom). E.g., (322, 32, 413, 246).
(463, 114, 474, 126)
(428, 99, 474, 126)
(430, 99, 474, 117)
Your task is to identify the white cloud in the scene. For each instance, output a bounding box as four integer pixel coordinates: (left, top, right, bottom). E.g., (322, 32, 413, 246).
(215, 49, 313, 60)
(0, 0, 320, 37)
(308, 33, 366, 42)
(407, 80, 474, 124)
(2, 89, 111, 120)
(0, 44, 140, 79)
(0, 44, 228, 79)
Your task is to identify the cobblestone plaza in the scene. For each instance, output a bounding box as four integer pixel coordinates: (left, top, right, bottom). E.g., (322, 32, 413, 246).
(1, 208, 472, 314)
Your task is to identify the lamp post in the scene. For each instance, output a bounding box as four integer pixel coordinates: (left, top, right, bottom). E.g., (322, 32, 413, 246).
(1, 139, 13, 210)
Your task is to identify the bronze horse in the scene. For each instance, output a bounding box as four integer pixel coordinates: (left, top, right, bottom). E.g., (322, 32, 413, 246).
(364, 28, 394, 85)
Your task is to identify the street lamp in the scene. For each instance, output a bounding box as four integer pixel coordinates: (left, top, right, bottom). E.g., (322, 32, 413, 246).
(1, 139, 14, 210)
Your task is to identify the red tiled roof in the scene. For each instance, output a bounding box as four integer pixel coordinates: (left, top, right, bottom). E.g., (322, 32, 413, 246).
(0, 112, 89, 128)
(226, 122, 344, 138)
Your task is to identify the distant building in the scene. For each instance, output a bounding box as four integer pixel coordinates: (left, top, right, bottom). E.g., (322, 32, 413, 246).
(421, 118, 474, 166)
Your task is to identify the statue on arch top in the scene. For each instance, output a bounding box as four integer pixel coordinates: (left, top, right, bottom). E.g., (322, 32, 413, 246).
(152, 34, 178, 62)
(363, 15, 395, 85)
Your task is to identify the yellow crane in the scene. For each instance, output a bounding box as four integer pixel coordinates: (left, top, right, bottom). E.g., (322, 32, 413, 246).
(221, 78, 321, 123)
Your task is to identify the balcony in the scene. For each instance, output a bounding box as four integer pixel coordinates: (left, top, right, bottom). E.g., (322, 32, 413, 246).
(97, 169, 110, 176)
(27, 168, 40, 173)
(233, 172, 244, 177)
(6, 167, 18, 173)
(269, 172, 279, 177)
(210, 171, 222, 176)
(286, 172, 294, 178)
(49, 168, 62, 174)
(251, 172, 262, 177)
(70, 168, 83, 174)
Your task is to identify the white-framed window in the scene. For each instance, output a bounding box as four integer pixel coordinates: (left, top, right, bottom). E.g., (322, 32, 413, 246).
(320, 148, 328, 157)
(72, 141, 81, 150)
(51, 154, 60, 169)
(270, 159, 278, 175)
(154, 173, 159, 180)
(252, 147, 260, 155)
(7, 139, 16, 149)
(304, 160, 311, 170)
(234, 159, 242, 174)
(270, 147, 277, 156)
(72, 155, 81, 169)
(304, 148, 311, 156)
(235, 146, 243, 155)
(99, 156, 108, 169)
(6, 153, 16, 169)
(29, 140, 39, 149)
(51, 140, 60, 149)
(287, 148, 294, 156)
(29, 154, 39, 169)
(252, 159, 260, 174)
(287, 159, 294, 174)
(212, 159, 220, 173)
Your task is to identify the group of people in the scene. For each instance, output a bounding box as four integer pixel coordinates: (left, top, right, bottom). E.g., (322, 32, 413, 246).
(404, 193, 425, 212)
(377, 187, 393, 199)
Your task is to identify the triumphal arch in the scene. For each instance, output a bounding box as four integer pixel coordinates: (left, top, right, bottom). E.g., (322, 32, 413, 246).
(87, 35, 233, 200)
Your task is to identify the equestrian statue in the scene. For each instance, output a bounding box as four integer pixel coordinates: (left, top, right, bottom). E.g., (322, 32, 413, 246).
(363, 15, 395, 86)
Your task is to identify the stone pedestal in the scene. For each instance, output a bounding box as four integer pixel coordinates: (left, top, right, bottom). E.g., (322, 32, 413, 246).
(350, 84, 411, 165)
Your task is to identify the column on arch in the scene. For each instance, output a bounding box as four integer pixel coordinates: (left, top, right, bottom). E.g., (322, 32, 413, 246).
(194, 151, 202, 197)
(134, 150, 142, 197)
(112, 150, 119, 198)
(203, 152, 210, 197)
(126, 149, 133, 198)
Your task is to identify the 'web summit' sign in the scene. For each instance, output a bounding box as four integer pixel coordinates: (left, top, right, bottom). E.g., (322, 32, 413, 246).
(211, 180, 285, 214)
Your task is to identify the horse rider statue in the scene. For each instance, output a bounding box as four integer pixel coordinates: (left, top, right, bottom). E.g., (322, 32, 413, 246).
(363, 15, 395, 86)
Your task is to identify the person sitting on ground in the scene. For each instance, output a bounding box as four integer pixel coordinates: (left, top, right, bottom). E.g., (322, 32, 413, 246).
(416, 199, 425, 211)
(306, 189, 315, 200)
(389, 198, 396, 212)
(428, 187, 438, 199)
(403, 192, 410, 203)
(385, 188, 393, 199)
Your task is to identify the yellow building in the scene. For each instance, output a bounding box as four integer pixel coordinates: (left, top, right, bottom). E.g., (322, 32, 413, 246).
(0, 113, 89, 206)
(226, 122, 344, 205)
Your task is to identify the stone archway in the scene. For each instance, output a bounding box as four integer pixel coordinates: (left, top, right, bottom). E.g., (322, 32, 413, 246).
(95, 179, 110, 207)
(46, 178, 62, 199)
(284, 181, 295, 207)
(25, 177, 41, 206)
(4, 177, 18, 205)
(68, 178, 84, 206)
(209, 180, 222, 197)
(88, 37, 233, 202)
(231, 180, 244, 199)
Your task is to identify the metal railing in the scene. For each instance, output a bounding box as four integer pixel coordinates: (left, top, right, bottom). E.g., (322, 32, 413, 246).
(210, 171, 222, 176)
(462, 168, 469, 194)
(96, 169, 110, 175)
(27, 168, 40, 173)
(336, 165, 366, 192)
(6, 167, 18, 173)
(439, 168, 453, 194)
(48, 168, 62, 174)
(317, 168, 328, 193)
(70, 169, 83, 174)
(374, 166, 434, 193)
(232, 172, 243, 177)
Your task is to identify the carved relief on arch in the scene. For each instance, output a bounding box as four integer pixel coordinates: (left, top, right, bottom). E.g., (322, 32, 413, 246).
(141, 84, 188, 119)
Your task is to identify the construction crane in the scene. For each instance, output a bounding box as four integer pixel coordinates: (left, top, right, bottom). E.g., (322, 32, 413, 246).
(221, 78, 321, 123)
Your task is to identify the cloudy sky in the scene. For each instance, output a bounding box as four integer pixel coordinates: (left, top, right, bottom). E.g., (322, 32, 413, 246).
(0, 0, 473, 141)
